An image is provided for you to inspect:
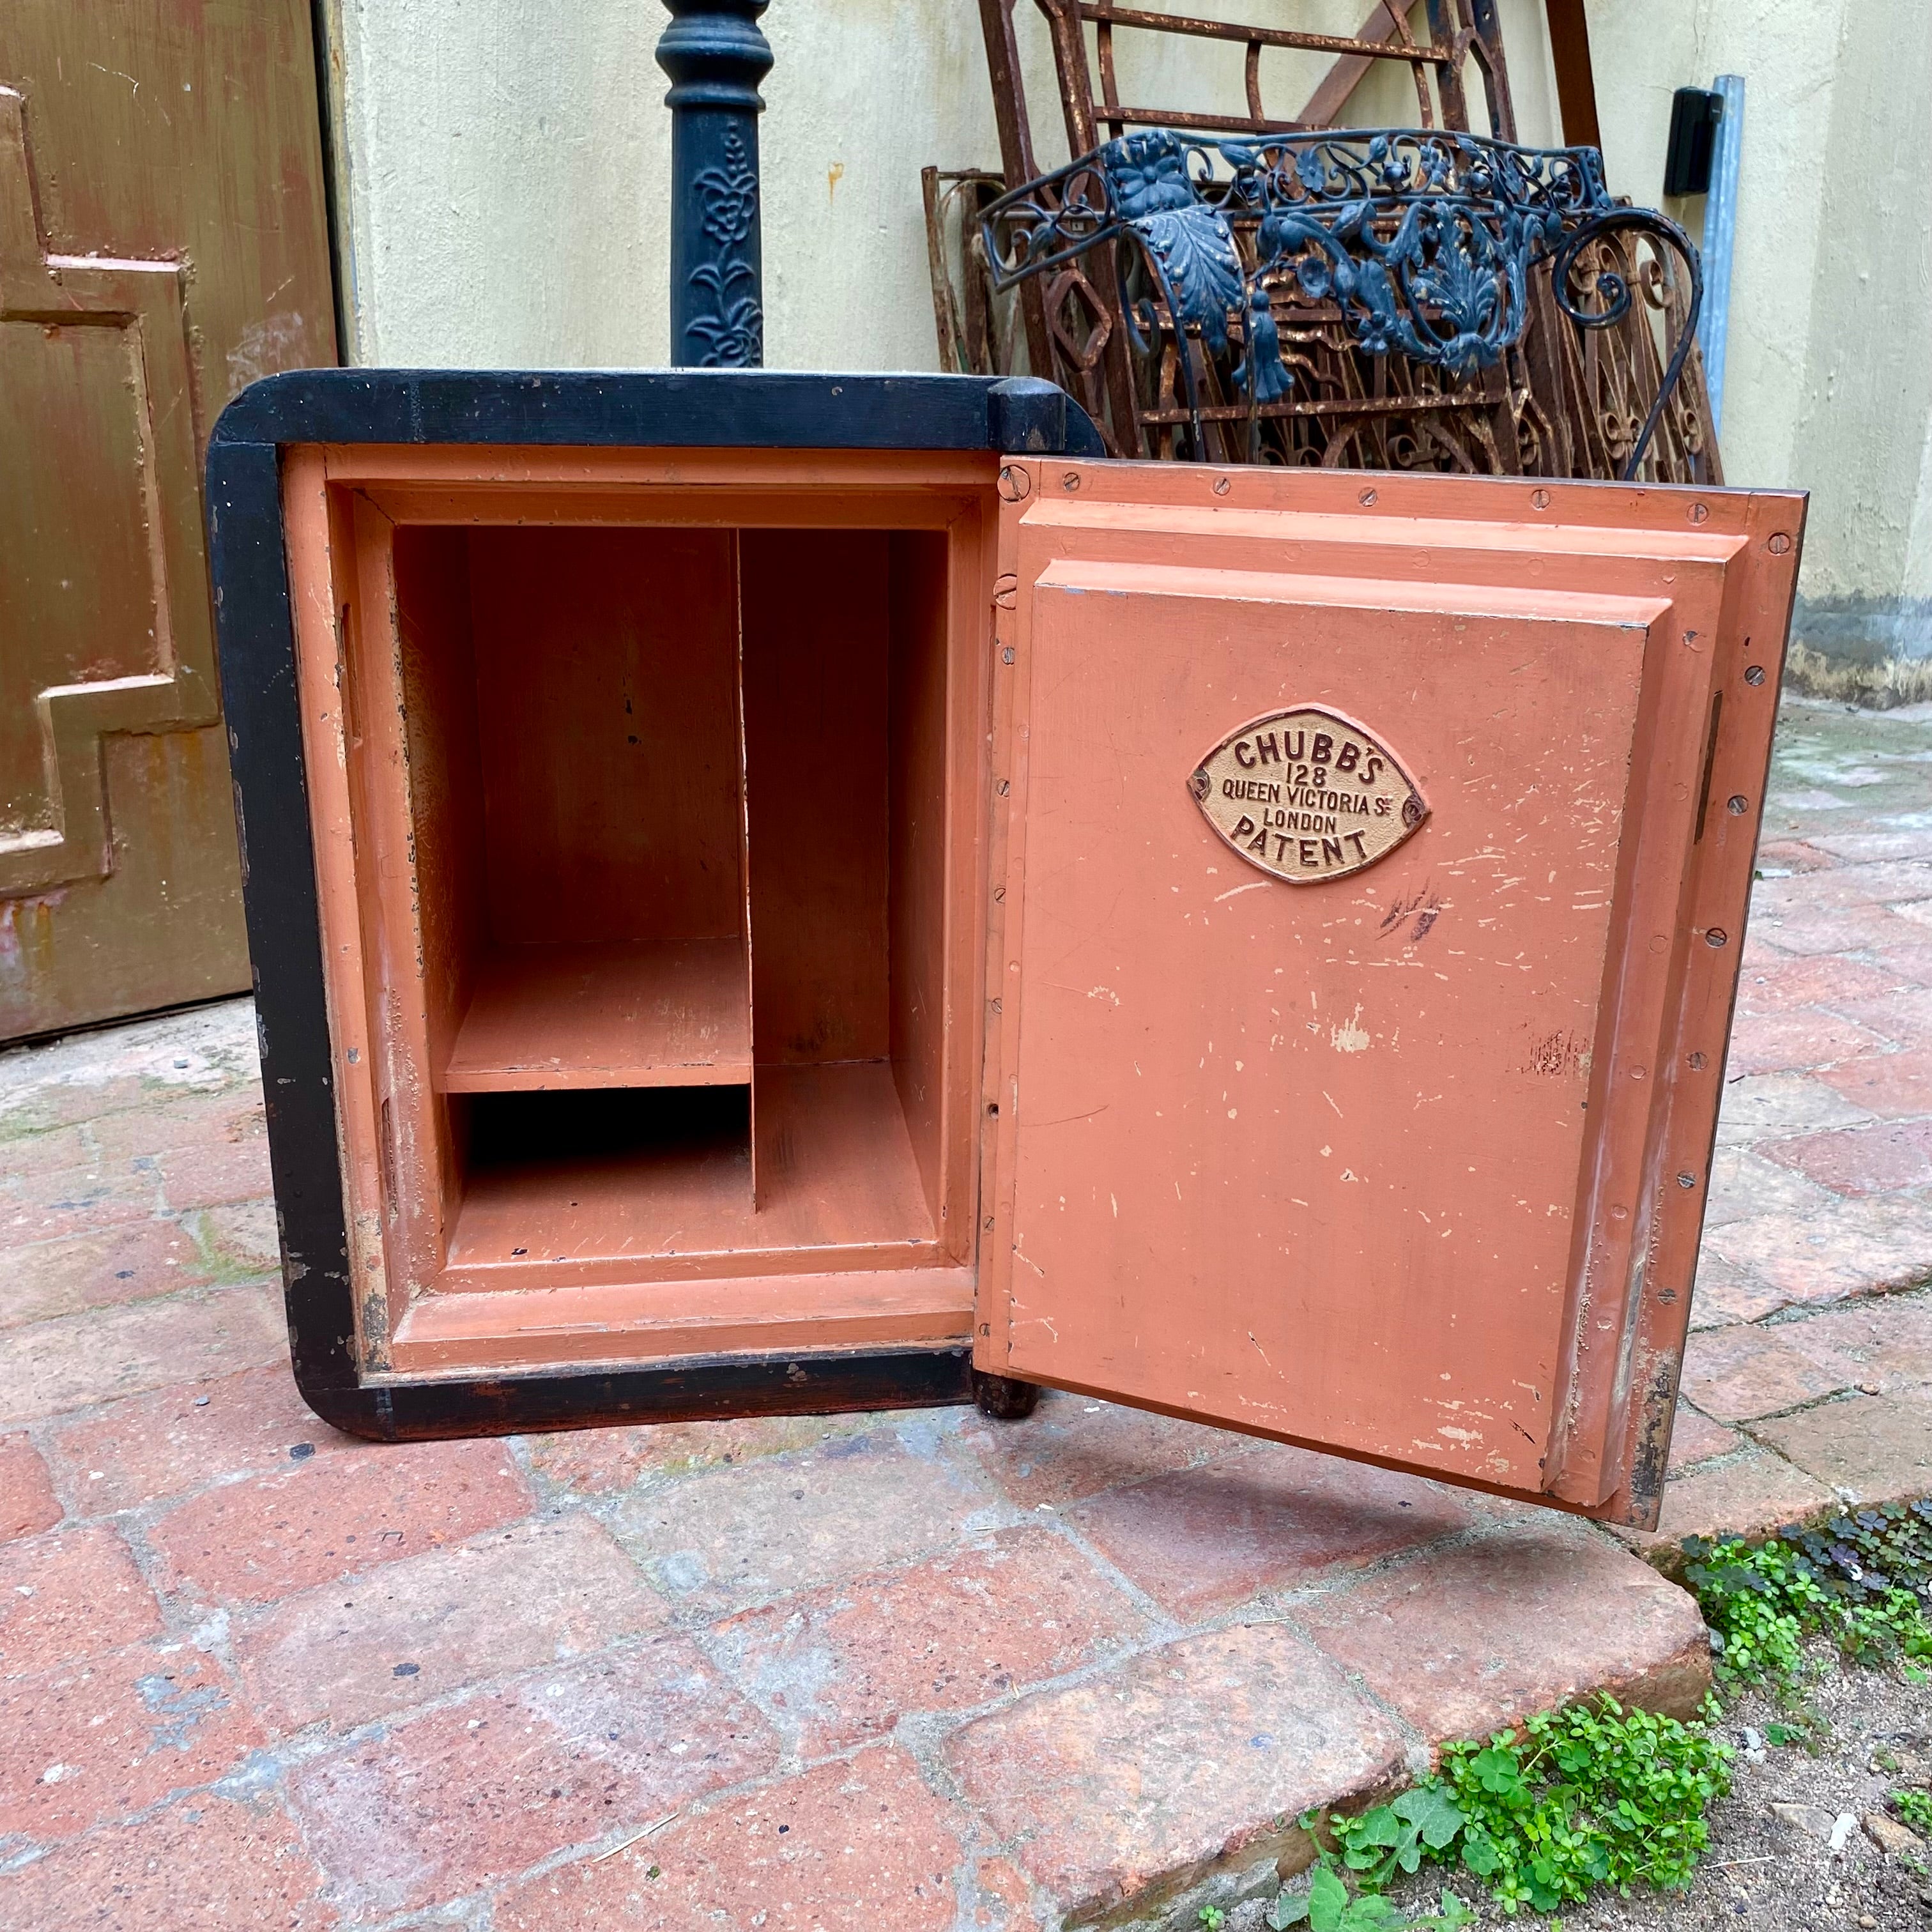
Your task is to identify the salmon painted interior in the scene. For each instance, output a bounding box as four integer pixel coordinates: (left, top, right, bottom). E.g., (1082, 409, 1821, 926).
(383, 519, 950, 1273)
(284, 457, 996, 1373)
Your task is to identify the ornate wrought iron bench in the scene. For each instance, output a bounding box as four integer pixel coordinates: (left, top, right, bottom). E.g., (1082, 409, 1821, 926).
(981, 125, 1701, 480)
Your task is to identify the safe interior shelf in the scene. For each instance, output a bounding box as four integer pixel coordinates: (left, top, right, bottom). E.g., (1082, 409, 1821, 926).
(443, 1061, 934, 1278)
(440, 938, 751, 1092)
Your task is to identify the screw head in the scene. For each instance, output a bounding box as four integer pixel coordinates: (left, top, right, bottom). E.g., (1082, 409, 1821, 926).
(1677, 1171, 1697, 1189)
(1744, 664, 1767, 686)
(1726, 794, 1749, 815)
(1061, 470, 1082, 491)
(1768, 532, 1793, 555)
(1530, 487, 1551, 510)
(1689, 502, 1710, 524)
(1358, 486, 1378, 507)
(997, 464, 1032, 502)
(1687, 1051, 1708, 1070)
(1705, 927, 1728, 948)
(1213, 476, 1232, 496)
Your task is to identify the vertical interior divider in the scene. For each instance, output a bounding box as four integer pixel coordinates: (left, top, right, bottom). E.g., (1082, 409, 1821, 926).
(732, 529, 761, 1211)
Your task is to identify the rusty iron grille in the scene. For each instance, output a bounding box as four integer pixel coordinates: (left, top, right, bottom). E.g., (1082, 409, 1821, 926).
(937, 0, 1722, 484)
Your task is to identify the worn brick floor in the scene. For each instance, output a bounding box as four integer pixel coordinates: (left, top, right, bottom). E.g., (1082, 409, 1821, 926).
(0, 696, 1926, 1931)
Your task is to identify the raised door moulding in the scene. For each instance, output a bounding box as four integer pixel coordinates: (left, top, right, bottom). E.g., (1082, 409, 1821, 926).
(0, 86, 217, 898)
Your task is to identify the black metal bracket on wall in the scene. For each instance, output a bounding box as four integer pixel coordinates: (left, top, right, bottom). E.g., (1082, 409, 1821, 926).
(203, 368, 1100, 1441)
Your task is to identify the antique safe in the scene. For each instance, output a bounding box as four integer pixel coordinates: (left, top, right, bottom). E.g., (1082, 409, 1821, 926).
(208, 370, 1804, 1529)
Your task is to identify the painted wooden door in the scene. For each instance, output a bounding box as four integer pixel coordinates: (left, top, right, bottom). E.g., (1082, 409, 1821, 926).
(980, 459, 1804, 1528)
(0, 2, 336, 1040)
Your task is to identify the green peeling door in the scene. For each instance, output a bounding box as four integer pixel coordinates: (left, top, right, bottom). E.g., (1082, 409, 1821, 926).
(0, 1, 337, 1039)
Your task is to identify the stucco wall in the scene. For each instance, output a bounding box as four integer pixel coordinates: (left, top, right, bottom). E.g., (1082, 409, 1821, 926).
(1587, 0, 1932, 659)
(326, 0, 1930, 659)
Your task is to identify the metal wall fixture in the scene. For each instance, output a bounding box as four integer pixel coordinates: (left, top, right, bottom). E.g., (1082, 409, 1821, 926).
(981, 126, 1703, 478)
(657, 0, 772, 367)
(1696, 75, 1744, 438)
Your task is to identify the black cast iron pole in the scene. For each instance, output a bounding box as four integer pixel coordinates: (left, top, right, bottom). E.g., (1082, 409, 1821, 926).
(656, 0, 773, 367)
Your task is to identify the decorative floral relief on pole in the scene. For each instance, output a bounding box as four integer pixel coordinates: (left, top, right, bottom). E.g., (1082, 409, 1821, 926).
(657, 0, 771, 367)
(687, 127, 762, 364)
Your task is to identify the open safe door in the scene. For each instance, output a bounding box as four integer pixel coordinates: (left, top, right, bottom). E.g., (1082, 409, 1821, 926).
(978, 460, 1804, 1529)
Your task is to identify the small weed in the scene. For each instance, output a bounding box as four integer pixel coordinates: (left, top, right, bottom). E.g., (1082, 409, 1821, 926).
(1263, 1698, 1728, 1924)
(1684, 1508, 1932, 1699)
(1893, 1788, 1932, 1835)
(1266, 1848, 1475, 1930)
(1762, 1713, 1827, 1752)
(1682, 1537, 1818, 1698)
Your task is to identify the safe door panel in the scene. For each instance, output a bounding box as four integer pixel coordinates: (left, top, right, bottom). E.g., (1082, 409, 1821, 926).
(982, 467, 1745, 1509)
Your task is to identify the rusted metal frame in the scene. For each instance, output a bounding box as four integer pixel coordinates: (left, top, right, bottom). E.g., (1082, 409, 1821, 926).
(922, 169, 1012, 376)
(1383, 5, 1440, 130)
(925, 170, 1025, 379)
(1462, 0, 1518, 140)
(1087, 103, 1311, 135)
(1324, 2, 1440, 132)
(921, 167, 965, 372)
(979, 0, 1043, 179)
(1052, 0, 1469, 138)
(974, 0, 1059, 404)
(1094, 0, 1123, 137)
(1543, 0, 1602, 150)
(1031, 0, 1154, 451)
(1067, 2, 1450, 63)
(1038, 0, 1101, 153)
(1138, 387, 1502, 423)
(1422, 0, 1472, 130)
(1482, 371, 1524, 474)
(1637, 231, 1721, 484)
(1551, 209, 1705, 482)
(1082, 241, 1145, 452)
(959, 188, 1002, 375)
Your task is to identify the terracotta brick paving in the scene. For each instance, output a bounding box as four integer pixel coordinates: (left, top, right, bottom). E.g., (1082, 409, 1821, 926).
(0, 696, 1926, 1929)
(1627, 697, 1932, 1564)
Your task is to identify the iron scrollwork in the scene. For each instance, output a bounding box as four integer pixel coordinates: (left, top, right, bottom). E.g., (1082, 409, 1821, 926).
(982, 128, 1701, 478)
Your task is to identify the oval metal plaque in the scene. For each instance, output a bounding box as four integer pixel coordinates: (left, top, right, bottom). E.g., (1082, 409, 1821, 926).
(1188, 706, 1428, 885)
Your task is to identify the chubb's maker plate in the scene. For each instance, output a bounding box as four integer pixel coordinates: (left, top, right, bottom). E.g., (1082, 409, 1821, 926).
(1188, 705, 1428, 885)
